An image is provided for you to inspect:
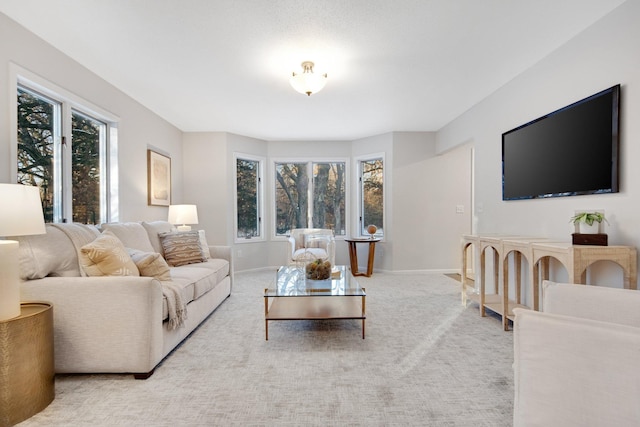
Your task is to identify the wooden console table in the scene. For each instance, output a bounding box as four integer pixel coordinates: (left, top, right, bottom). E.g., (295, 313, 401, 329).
(461, 234, 638, 331)
(531, 241, 637, 292)
(345, 238, 380, 277)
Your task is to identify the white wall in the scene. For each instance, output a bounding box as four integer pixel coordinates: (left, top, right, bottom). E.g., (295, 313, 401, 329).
(392, 133, 472, 271)
(0, 13, 183, 222)
(182, 132, 472, 273)
(437, 0, 640, 288)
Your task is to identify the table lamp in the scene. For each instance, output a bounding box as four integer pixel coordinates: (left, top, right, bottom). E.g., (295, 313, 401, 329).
(168, 204, 198, 231)
(0, 184, 46, 321)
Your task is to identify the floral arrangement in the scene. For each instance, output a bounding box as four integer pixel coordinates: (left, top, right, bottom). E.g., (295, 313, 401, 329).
(306, 258, 332, 280)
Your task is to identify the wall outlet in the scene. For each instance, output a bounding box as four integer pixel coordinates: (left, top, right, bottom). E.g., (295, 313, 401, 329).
(456, 205, 464, 214)
(237, 249, 244, 258)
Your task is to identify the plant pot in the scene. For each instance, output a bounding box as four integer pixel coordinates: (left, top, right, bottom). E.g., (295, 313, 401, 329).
(579, 222, 601, 234)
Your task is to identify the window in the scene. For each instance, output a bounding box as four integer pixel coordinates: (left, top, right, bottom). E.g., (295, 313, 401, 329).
(16, 77, 116, 224)
(71, 111, 107, 224)
(274, 160, 346, 236)
(234, 154, 264, 240)
(358, 156, 384, 238)
(17, 87, 60, 222)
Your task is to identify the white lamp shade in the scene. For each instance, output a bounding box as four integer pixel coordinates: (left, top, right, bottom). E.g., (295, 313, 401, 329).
(290, 73, 327, 96)
(0, 184, 46, 237)
(0, 184, 45, 321)
(289, 61, 327, 96)
(168, 204, 198, 226)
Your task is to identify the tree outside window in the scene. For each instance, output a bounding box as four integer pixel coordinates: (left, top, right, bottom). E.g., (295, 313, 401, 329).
(72, 111, 105, 224)
(17, 87, 59, 222)
(236, 156, 262, 239)
(360, 158, 384, 237)
(17, 84, 112, 224)
(275, 161, 346, 236)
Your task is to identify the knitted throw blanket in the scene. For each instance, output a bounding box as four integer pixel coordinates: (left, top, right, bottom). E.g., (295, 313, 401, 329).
(162, 281, 187, 330)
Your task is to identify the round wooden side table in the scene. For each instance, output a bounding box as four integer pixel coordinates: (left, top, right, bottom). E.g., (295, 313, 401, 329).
(0, 302, 54, 427)
(345, 238, 380, 277)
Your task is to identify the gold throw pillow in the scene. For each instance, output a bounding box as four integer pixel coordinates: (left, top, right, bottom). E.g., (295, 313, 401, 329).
(79, 231, 139, 277)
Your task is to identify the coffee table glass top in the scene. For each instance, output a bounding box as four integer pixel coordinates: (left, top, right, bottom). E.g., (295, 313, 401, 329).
(266, 265, 364, 297)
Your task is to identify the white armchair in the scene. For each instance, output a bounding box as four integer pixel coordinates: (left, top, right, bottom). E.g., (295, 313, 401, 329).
(513, 280, 640, 427)
(286, 228, 335, 266)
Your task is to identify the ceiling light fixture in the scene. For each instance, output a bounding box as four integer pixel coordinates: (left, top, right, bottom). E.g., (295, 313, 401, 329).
(289, 61, 327, 96)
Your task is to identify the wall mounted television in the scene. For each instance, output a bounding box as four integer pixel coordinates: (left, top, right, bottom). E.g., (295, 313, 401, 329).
(502, 84, 620, 201)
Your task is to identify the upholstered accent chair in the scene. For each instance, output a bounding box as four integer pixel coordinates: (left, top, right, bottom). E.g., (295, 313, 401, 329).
(286, 228, 335, 266)
(513, 280, 640, 426)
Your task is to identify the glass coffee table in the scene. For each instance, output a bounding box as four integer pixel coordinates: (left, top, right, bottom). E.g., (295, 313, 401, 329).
(264, 265, 366, 340)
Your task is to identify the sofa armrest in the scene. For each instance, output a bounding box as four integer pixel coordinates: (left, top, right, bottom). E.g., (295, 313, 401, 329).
(20, 276, 164, 374)
(542, 280, 640, 327)
(513, 308, 640, 427)
(208, 245, 230, 262)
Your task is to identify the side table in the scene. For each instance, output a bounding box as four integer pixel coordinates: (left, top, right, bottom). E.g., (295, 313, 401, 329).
(345, 238, 380, 277)
(0, 302, 54, 427)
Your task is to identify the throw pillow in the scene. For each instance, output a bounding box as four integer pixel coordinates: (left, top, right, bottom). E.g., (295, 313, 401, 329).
(159, 231, 207, 267)
(198, 230, 211, 259)
(79, 231, 140, 277)
(127, 249, 172, 281)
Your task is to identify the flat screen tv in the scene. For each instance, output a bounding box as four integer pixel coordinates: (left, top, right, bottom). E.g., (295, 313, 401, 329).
(502, 84, 620, 200)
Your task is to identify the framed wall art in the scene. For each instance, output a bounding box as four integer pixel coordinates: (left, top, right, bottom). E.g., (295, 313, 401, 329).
(147, 149, 171, 206)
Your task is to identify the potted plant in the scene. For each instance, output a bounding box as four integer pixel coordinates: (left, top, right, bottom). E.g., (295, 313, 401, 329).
(570, 211, 608, 234)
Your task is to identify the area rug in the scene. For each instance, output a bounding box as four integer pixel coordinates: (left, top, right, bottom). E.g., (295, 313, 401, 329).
(18, 271, 513, 426)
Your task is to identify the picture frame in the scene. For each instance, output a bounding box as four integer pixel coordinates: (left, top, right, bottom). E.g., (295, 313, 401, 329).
(147, 149, 171, 206)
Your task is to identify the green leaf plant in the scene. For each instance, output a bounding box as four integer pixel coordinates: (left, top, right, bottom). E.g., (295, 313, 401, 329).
(570, 211, 609, 226)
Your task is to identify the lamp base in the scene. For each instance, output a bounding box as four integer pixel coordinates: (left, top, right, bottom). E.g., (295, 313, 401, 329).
(176, 225, 192, 232)
(0, 240, 21, 321)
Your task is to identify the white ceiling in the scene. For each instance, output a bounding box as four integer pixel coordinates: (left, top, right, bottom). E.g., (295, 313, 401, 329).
(0, 0, 628, 141)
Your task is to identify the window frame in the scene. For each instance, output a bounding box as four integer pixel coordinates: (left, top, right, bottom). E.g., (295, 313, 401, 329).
(233, 152, 265, 243)
(271, 157, 349, 240)
(354, 153, 386, 240)
(10, 64, 119, 223)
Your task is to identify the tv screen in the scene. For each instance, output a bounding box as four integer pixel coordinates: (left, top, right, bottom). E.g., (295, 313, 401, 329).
(502, 84, 620, 200)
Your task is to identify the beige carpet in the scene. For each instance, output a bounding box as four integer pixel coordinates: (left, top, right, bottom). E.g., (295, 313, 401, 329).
(19, 271, 513, 426)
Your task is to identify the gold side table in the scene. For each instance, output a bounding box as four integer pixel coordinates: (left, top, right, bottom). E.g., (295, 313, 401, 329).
(0, 302, 54, 427)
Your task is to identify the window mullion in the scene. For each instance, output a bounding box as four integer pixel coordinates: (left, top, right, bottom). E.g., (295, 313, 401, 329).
(60, 102, 73, 223)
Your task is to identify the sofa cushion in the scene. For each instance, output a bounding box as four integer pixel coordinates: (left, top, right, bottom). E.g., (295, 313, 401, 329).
(127, 249, 171, 281)
(13, 224, 82, 279)
(159, 231, 207, 267)
(79, 231, 140, 277)
(141, 221, 174, 254)
(101, 222, 155, 253)
(172, 259, 229, 299)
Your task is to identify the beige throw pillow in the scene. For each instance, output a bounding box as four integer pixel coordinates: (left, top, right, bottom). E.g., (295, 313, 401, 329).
(127, 249, 172, 281)
(159, 231, 207, 267)
(79, 231, 139, 277)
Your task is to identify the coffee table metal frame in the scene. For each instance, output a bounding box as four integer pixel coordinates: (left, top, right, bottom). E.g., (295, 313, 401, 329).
(264, 265, 366, 340)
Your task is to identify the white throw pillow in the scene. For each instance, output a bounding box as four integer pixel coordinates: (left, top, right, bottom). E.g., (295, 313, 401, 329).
(198, 230, 211, 259)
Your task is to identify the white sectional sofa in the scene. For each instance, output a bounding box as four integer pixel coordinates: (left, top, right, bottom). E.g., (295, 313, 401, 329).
(16, 221, 233, 379)
(513, 280, 640, 427)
